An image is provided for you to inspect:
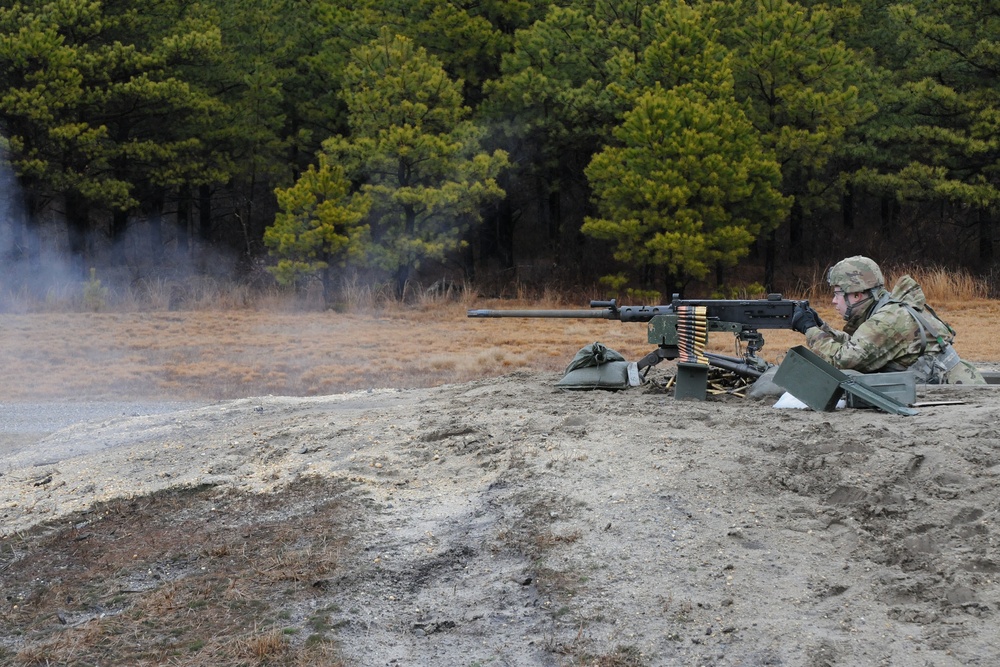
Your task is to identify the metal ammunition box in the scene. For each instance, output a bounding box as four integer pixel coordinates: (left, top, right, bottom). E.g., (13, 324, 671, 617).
(772, 346, 918, 415)
(845, 371, 916, 409)
(772, 346, 845, 411)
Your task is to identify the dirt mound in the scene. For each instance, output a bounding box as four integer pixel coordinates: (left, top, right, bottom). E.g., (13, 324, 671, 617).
(2, 373, 999, 665)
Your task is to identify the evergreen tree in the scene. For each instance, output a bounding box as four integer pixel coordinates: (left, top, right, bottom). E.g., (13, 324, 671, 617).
(483, 1, 656, 273)
(286, 29, 509, 297)
(713, 0, 876, 284)
(325, 0, 548, 105)
(194, 0, 337, 257)
(0, 0, 119, 268)
(851, 0, 1000, 263)
(0, 0, 229, 270)
(583, 85, 788, 296)
(605, 0, 734, 105)
(265, 155, 371, 298)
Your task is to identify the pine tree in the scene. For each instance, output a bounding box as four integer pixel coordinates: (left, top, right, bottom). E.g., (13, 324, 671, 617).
(282, 29, 509, 297)
(265, 155, 371, 298)
(583, 85, 788, 296)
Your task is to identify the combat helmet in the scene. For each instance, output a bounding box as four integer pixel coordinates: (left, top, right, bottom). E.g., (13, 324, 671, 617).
(827, 256, 884, 294)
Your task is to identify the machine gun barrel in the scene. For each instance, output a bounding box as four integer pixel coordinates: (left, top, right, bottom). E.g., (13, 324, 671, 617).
(468, 299, 676, 322)
(467, 309, 616, 319)
(468, 296, 797, 325)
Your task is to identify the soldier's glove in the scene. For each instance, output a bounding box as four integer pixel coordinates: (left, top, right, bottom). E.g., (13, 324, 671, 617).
(791, 303, 821, 334)
(812, 307, 825, 328)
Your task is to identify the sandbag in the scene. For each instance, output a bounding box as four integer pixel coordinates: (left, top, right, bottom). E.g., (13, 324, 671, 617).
(556, 342, 636, 390)
(564, 341, 625, 372)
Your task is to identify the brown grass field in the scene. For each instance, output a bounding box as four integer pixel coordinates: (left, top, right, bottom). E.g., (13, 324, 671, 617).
(3, 267, 999, 402)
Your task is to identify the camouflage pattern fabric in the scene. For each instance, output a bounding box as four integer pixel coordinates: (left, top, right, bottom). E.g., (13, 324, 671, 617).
(947, 359, 988, 384)
(805, 274, 986, 385)
(827, 255, 884, 292)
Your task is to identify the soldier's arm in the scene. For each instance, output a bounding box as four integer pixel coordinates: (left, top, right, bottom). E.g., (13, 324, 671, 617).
(805, 311, 912, 372)
(806, 322, 847, 344)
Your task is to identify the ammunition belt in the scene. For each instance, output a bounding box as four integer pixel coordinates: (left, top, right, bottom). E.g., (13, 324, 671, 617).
(677, 305, 709, 366)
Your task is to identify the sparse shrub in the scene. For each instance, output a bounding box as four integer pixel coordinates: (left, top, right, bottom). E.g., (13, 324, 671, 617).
(82, 267, 109, 311)
(239, 629, 288, 660)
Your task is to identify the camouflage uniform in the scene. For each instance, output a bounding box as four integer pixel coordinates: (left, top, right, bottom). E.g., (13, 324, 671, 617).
(806, 257, 985, 385)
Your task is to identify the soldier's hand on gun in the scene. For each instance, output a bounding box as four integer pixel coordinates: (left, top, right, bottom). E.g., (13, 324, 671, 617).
(791, 302, 823, 334)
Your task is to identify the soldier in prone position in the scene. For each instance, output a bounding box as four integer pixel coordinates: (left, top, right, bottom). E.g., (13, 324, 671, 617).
(789, 255, 985, 384)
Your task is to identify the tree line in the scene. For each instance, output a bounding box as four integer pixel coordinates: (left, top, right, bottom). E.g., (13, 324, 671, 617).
(1, 0, 998, 300)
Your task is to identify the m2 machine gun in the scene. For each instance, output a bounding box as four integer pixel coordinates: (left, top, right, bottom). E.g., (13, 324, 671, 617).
(468, 294, 802, 399)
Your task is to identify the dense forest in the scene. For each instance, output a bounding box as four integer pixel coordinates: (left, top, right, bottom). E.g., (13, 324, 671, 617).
(1, 0, 998, 300)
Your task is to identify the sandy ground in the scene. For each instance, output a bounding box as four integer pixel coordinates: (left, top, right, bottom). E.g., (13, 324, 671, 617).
(2, 371, 1000, 666)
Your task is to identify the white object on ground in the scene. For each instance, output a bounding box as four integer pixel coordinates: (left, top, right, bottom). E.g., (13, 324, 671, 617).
(773, 391, 846, 410)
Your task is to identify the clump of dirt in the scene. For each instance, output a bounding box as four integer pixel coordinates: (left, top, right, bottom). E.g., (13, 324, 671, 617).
(3, 371, 1000, 666)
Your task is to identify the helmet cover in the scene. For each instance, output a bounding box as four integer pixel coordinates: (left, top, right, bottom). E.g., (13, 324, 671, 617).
(827, 256, 884, 293)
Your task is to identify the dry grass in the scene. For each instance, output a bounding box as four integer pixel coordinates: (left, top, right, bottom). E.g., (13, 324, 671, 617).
(1, 479, 351, 666)
(797, 263, 988, 305)
(2, 268, 998, 402)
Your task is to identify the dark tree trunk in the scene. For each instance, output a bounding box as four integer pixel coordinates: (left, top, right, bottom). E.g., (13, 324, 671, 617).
(763, 229, 777, 294)
(394, 204, 417, 298)
(4, 183, 30, 263)
(460, 229, 477, 282)
(537, 172, 562, 267)
(111, 209, 128, 266)
(198, 184, 212, 242)
(880, 196, 895, 238)
(321, 260, 334, 307)
(788, 201, 804, 262)
(663, 269, 683, 300)
(478, 173, 516, 275)
(109, 120, 131, 267)
(979, 207, 994, 264)
(546, 187, 562, 264)
(65, 192, 90, 277)
(640, 263, 654, 293)
(394, 263, 410, 300)
(148, 195, 165, 264)
(23, 189, 41, 268)
(842, 183, 855, 231)
(177, 185, 191, 256)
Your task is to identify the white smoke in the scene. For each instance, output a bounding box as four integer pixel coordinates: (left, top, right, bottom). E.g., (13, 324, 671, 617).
(0, 140, 79, 307)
